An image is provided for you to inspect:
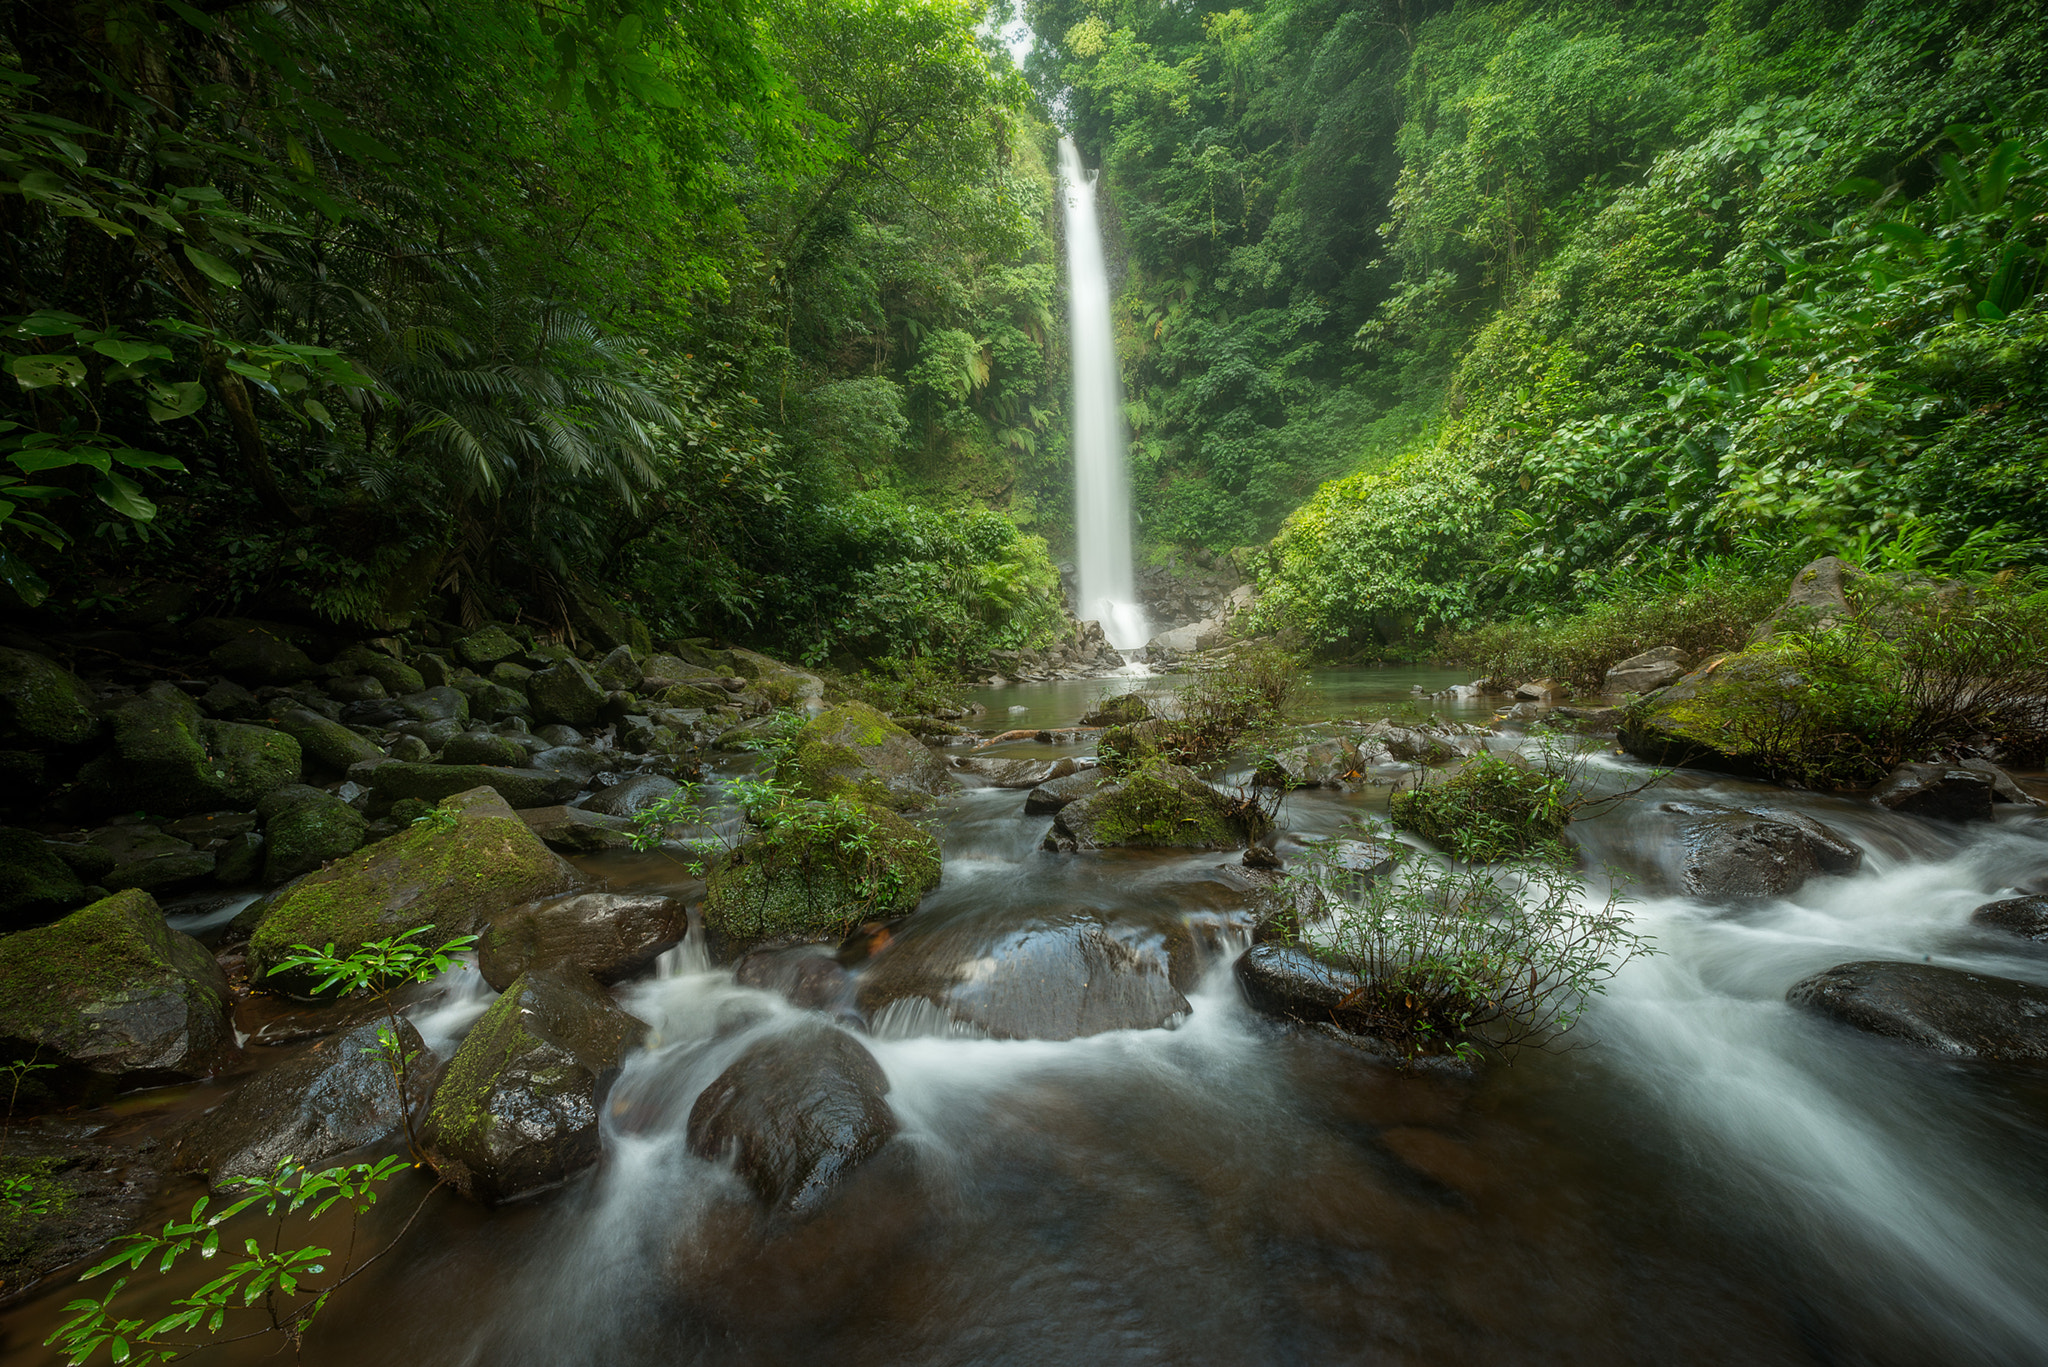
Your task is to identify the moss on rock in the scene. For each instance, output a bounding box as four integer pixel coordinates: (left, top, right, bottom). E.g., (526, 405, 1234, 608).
(0, 828, 86, 927)
(366, 761, 578, 810)
(248, 785, 582, 988)
(269, 707, 384, 773)
(260, 787, 369, 883)
(703, 801, 940, 952)
(1389, 753, 1569, 861)
(1045, 763, 1265, 850)
(75, 685, 302, 816)
(0, 646, 98, 746)
(787, 701, 956, 811)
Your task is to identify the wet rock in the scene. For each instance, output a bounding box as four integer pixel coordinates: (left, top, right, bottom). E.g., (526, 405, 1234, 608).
(88, 823, 216, 893)
(518, 804, 636, 854)
(249, 786, 583, 989)
(732, 946, 856, 1017)
(326, 674, 388, 703)
(1971, 896, 2048, 942)
(331, 646, 423, 698)
(394, 685, 471, 726)
(453, 626, 523, 669)
(856, 913, 1193, 1040)
(787, 702, 957, 811)
(1872, 763, 1995, 822)
(1081, 692, 1150, 727)
(1046, 764, 1265, 851)
(258, 785, 368, 883)
(687, 1021, 896, 1217)
(1235, 944, 1371, 1031)
(1242, 844, 1282, 870)
(168, 1018, 436, 1188)
(0, 889, 236, 1087)
(366, 761, 580, 811)
(530, 745, 610, 786)
(76, 685, 302, 817)
(456, 679, 531, 722)
(440, 729, 530, 768)
(1514, 679, 1565, 703)
(1787, 961, 2048, 1059)
(1355, 718, 1487, 764)
(207, 626, 317, 685)
(1960, 758, 2043, 806)
(528, 657, 608, 727)
(477, 891, 688, 990)
(214, 831, 265, 883)
(1604, 646, 1692, 695)
(948, 755, 1081, 789)
(0, 645, 99, 746)
(1022, 767, 1116, 815)
(421, 967, 644, 1204)
(594, 645, 643, 691)
(535, 724, 583, 748)
(269, 707, 384, 773)
(1255, 739, 1363, 790)
(580, 773, 678, 818)
(1664, 802, 1863, 899)
(0, 828, 86, 928)
(704, 803, 941, 957)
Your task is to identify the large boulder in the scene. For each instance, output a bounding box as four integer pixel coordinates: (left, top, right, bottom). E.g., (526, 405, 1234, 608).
(579, 773, 678, 818)
(1787, 961, 2048, 1060)
(528, 658, 608, 727)
(1022, 767, 1116, 815)
(1603, 646, 1691, 695)
(947, 755, 1081, 789)
(726, 648, 826, 710)
(0, 889, 237, 1086)
(258, 785, 369, 883)
(0, 646, 98, 746)
(167, 1018, 435, 1188)
(517, 804, 635, 854)
(1081, 692, 1150, 727)
(453, 626, 523, 669)
(787, 702, 957, 811)
(1616, 648, 1793, 775)
(330, 646, 423, 698)
(0, 828, 86, 928)
(687, 1022, 896, 1217)
(75, 685, 301, 817)
(88, 823, 215, 893)
(476, 892, 689, 990)
(248, 786, 583, 987)
(206, 625, 317, 685)
(420, 967, 643, 1204)
(1970, 895, 2048, 942)
(439, 729, 530, 768)
(855, 912, 1194, 1040)
(1871, 763, 1994, 822)
(1665, 802, 1863, 899)
(703, 802, 940, 956)
(365, 761, 580, 811)
(1751, 555, 1861, 641)
(1236, 943, 1371, 1031)
(1255, 739, 1364, 790)
(1045, 764, 1265, 851)
(269, 707, 383, 773)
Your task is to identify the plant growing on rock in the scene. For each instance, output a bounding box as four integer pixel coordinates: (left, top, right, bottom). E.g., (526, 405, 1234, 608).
(1106, 641, 1305, 774)
(1390, 732, 1662, 862)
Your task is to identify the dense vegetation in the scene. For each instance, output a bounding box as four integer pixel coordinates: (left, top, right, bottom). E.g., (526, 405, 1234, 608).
(2, 0, 1077, 668)
(1024, 0, 2048, 657)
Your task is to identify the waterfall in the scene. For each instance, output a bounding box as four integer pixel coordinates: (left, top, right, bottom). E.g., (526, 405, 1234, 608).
(1058, 136, 1150, 650)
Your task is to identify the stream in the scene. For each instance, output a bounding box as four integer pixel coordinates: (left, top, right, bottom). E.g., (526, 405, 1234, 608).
(5, 667, 2048, 1366)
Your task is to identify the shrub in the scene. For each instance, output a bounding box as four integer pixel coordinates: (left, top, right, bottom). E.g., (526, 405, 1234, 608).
(1390, 754, 1572, 862)
(1103, 640, 1305, 774)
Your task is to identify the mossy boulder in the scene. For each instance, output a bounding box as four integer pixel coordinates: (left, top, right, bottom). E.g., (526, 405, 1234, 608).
(365, 761, 580, 811)
(75, 685, 302, 817)
(269, 707, 384, 773)
(0, 646, 98, 746)
(248, 785, 583, 988)
(440, 729, 530, 768)
(0, 888, 237, 1085)
(788, 701, 956, 811)
(258, 785, 369, 883)
(1081, 691, 1151, 727)
(727, 647, 825, 709)
(207, 626, 317, 684)
(703, 802, 940, 955)
(1044, 763, 1265, 851)
(0, 828, 86, 929)
(331, 645, 423, 697)
(1616, 645, 1801, 777)
(454, 625, 523, 668)
(419, 966, 643, 1203)
(528, 658, 607, 726)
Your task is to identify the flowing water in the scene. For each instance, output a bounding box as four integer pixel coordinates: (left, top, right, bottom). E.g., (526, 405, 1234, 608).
(6, 670, 2048, 1366)
(1058, 136, 1148, 651)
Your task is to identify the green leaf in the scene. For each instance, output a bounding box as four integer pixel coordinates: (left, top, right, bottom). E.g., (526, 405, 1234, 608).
(95, 471, 158, 521)
(146, 380, 207, 422)
(182, 245, 242, 289)
(614, 12, 644, 45)
(8, 353, 86, 388)
(303, 398, 332, 427)
(93, 338, 172, 366)
(112, 448, 186, 471)
(11, 445, 107, 474)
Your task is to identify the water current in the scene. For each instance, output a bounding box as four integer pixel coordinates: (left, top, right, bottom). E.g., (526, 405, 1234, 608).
(5, 667, 2047, 1366)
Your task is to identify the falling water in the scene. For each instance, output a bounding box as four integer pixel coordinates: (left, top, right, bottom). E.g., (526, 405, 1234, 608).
(1058, 137, 1149, 650)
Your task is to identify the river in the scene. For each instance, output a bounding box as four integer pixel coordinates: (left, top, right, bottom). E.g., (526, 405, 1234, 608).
(4, 668, 2046, 1367)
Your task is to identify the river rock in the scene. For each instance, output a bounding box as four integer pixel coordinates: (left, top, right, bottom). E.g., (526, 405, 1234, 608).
(725, 647, 826, 710)
(440, 729, 530, 768)
(366, 761, 580, 811)
(703, 803, 940, 957)
(0, 828, 86, 928)
(1255, 739, 1363, 789)
(207, 625, 317, 685)
(477, 891, 689, 990)
(0, 889, 236, 1087)
(1235, 944, 1378, 1032)
(259, 785, 368, 883)
(1022, 767, 1116, 815)
(529, 745, 610, 786)
(1871, 763, 1994, 822)
(331, 645, 423, 698)
(528, 658, 608, 726)
(1959, 758, 2042, 806)
(75, 685, 302, 817)
(733, 946, 856, 1017)
(248, 786, 583, 989)
(168, 1018, 436, 1188)
(1045, 763, 1264, 851)
(0, 646, 99, 746)
(454, 626, 523, 668)
(687, 1021, 896, 1217)
(518, 804, 636, 854)
(88, 823, 216, 893)
(1355, 718, 1487, 764)
(855, 912, 1193, 1040)
(1604, 645, 1691, 694)
(421, 967, 644, 1204)
(1751, 556, 1860, 641)
(1081, 692, 1150, 727)
(948, 755, 1081, 788)
(1665, 802, 1863, 899)
(788, 702, 957, 811)
(269, 707, 384, 772)
(198, 678, 263, 720)
(1971, 895, 2048, 941)
(327, 674, 388, 703)
(580, 773, 679, 818)
(594, 645, 643, 691)
(1787, 961, 2048, 1059)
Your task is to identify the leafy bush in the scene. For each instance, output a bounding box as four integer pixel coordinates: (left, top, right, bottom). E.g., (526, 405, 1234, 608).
(1102, 640, 1304, 773)
(1390, 754, 1572, 862)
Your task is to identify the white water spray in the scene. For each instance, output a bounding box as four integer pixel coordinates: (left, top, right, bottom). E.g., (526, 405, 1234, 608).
(1059, 137, 1149, 650)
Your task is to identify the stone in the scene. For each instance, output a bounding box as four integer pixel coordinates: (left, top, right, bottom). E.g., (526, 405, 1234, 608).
(1871, 763, 1995, 822)
(0, 646, 99, 746)
(1970, 895, 2048, 941)
(1255, 739, 1364, 790)
(206, 627, 317, 685)
(527, 658, 608, 726)
(724, 648, 826, 709)
(686, 1021, 896, 1217)
(1752, 556, 1861, 641)
(535, 724, 582, 747)
(388, 734, 432, 762)
(594, 645, 643, 691)
(1045, 764, 1265, 851)
(529, 746, 610, 786)
(948, 755, 1082, 789)
(787, 702, 957, 811)
(856, 912, 1194, 1040)
(732, 946, 855, 1017)
(453, 626, 523, 669)
(366, 761, 581, 811)
(214, 831, 265, 884)
(269, 707, 384, 773)
(414, 653, 455, 688)
(88, 824, 216, 893)
(331, 647, 423, 698)
(456, 679, 530, 722)
(440, 729, 530, 768)
(198, 677, 264, 720)
(1235, 943, 1373, 1032)
(260, 787, 369, 883)
(518, 804, 636, 854)
(75, 685, 302, 817)
(1022, 767, 1116, 815)
(1616, 647, 1794, 775)
(704, 803, 941, 956)
(0, 889, 236, 1086)
(580, 773, 678, 818)
(421, 967, 644, 1204)
(326, 674, 389, 703)
(0, 828, 86, 928)
(394, 686, 470, 726)
(1664, 802, 1863, 899)
(248, 786, 583, 988)
(489, 661, 534, 687)
(1514, 678, 1565, 703)
(1081, 692, 1150, 727)
(1604, 646, 1691, 695)
(167, 1019, 435, 1188)
(1959, 758, 2042, 806)
(1787, 961, 2048, 1059)
(476, 891, 689, 990)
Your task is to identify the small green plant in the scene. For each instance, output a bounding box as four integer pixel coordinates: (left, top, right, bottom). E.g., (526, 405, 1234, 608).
(1, 1057, 56, 1220)
(409, 804, 460, 832)
(266, 926, 477, 1160)
(45, 1154, 421, 1367)
(1390, 731, 1665, 861)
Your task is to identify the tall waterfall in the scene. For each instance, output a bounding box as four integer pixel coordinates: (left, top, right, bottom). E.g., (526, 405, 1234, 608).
(1058, 137, 1149, 650)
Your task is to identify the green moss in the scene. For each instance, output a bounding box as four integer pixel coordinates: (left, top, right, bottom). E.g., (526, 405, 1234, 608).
(1088, 766, 1239, 846)
(786, 701, 953, 812)
(262, 793, 369, 883)
(0, 1157, 70, 1266)
(1390, 754, 1569, 861)
(0, 647, 98, 746)
(424, 980, 540, 1155)
(0, 889, 194, 1034)
(0, 829, 85, 922)
(704, 801, 940, 946)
